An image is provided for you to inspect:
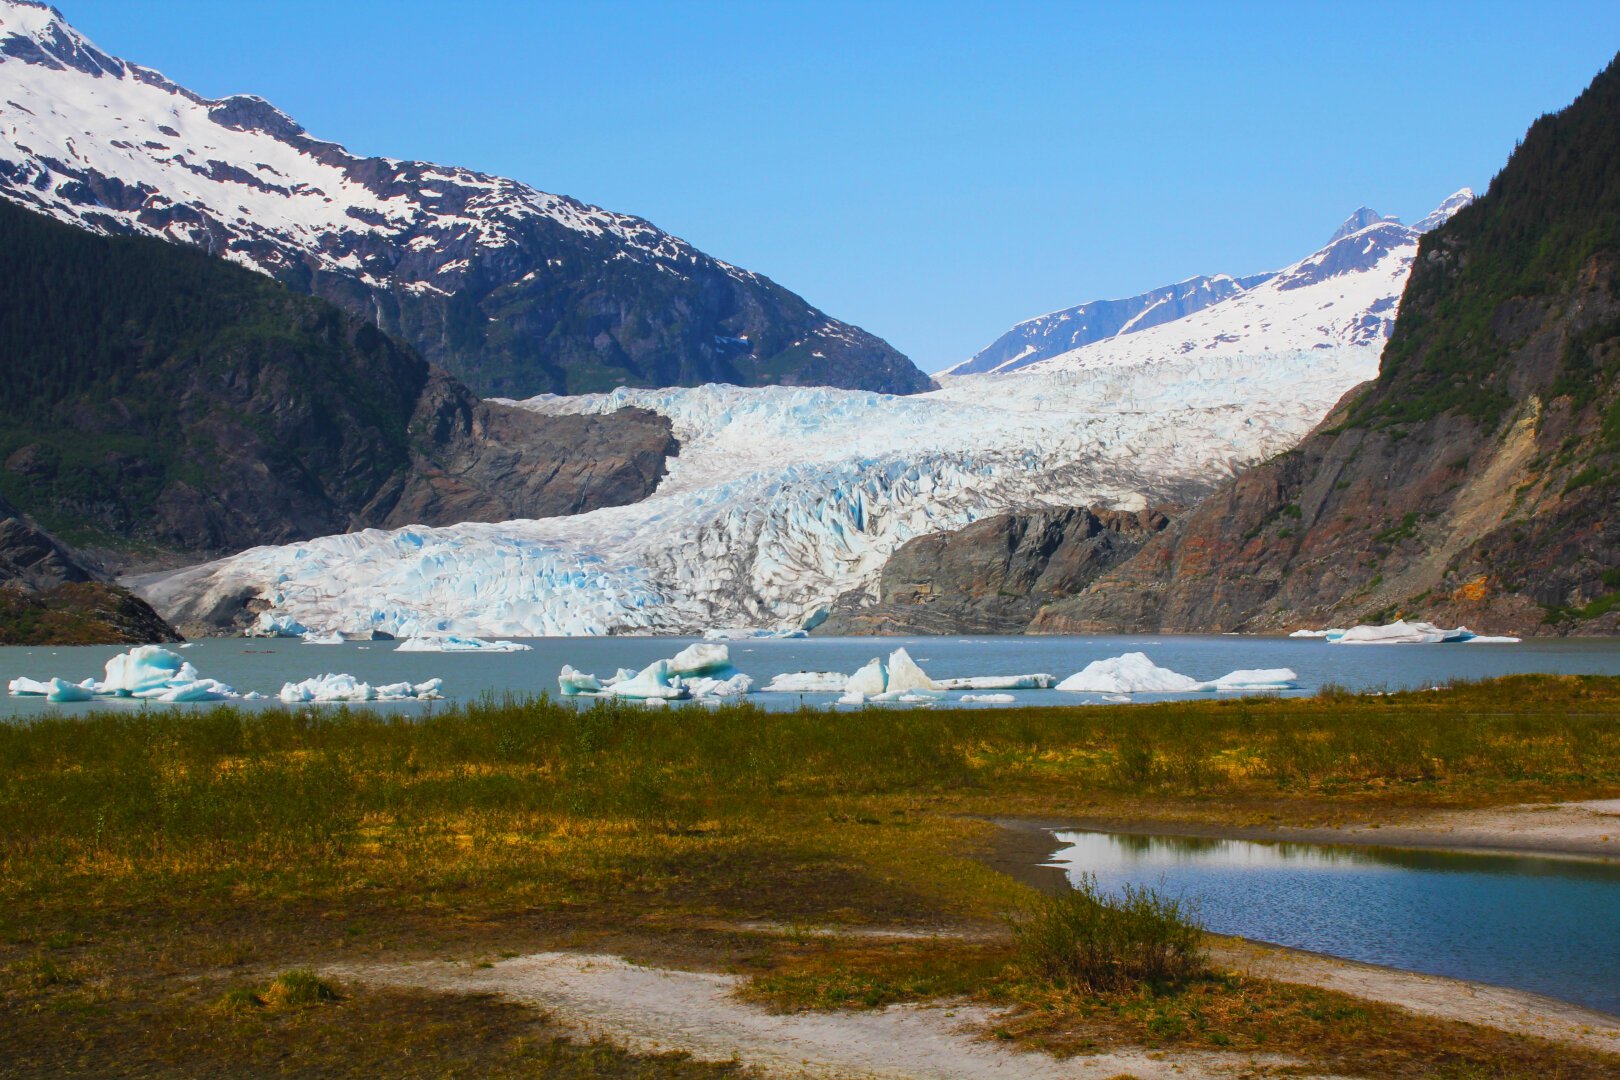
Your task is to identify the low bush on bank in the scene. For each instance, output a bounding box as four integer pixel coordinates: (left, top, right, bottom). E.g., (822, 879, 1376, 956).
(1010, 874, 1206, 992)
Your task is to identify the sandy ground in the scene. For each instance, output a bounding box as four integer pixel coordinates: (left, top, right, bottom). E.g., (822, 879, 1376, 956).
(331, 951, 1304, 1080)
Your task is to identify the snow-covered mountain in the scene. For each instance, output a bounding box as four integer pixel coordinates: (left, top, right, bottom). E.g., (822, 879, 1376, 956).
(139, 346, 1381, 638)
(947, 192, 1474, 377)
(0, 1, 930, 397)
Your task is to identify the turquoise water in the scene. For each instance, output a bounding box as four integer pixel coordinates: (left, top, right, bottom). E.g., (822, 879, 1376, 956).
(1047, 830, 1620, 1016)
(3, 633, 1620, 717)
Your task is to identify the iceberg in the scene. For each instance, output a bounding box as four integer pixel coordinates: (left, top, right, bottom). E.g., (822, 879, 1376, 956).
(884, 648, 939, 694)
(602, 659, 689, 700)
(838, 691, 866, 705)
(667, 642, 734, 677)
(1056, 652, 1207, 694)
(845, 658, 889, 697)
(301, 630, 346, 645)
(959, 693, 1016, 703)
(1333, 620, 1476, 645)
(1208, 668, 1300, 691)
(762, 671, 849, 693)
(933, 673, 1054, 690)
(9, 646, 241, 703)
(1288, 628, 1344, 639)
(1466, 634, 1522, 644)
(278, 674, 443, 703)
(557, 664, 604, 696)
(397, 635, 532, 653)
(676, 672, 754, 698)
(703, 628, 808, 641)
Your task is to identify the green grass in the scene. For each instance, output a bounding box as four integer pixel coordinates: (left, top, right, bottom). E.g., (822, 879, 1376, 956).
(5, 678, 1620, 1076)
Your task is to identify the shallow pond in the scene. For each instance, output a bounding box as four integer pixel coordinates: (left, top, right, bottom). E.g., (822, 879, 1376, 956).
(1046, 830, 1620, 1016)
(3, 633, 1620, 717)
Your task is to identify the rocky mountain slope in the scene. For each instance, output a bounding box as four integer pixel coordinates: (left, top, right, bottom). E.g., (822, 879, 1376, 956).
(1031, 54, 1620, 636)
(0, 494, 177, 644)
(0, 195, 676, 571)
(816, 505, 1175, 635)
(0, 1, 929, 397)
(948, 191, 1473, 377)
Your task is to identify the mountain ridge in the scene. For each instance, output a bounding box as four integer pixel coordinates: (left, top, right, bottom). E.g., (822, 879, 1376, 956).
(0, 0, 932, 397)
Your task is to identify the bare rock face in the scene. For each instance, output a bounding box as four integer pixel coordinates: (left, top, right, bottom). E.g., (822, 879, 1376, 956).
(818, 506, 1174, 635)
(0, 495, 178, 644)
(1032, 55, 1620, 637)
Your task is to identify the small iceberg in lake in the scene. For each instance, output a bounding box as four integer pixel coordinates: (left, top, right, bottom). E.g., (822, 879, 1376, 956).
(301, 630, 346, 645)
(959, 693, 1016, 703)
(278, 674, 443, 703)
(1056, 652, 1300, 695)
(933, 673, 1055, 690)
(556, 643, 753, 701)
(9, 645, 241, 703)
(762, 671, 848, 693)
(396, 634, 532, 653)
(1326, 619, 1520, 645)
(702, 627, 808, 641)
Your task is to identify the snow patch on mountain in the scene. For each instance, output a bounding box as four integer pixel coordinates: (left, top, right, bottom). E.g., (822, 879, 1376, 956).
(948, 191, 1474, 378)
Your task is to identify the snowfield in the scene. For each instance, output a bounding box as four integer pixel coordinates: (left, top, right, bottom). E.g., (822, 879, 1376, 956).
(138, 348, 1380, 637)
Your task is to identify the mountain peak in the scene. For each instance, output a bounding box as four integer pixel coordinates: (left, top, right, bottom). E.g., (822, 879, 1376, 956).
(1413, 187, 1477, 233)
(1326, 207, 1402, 245)
(0, 1, 122, 79)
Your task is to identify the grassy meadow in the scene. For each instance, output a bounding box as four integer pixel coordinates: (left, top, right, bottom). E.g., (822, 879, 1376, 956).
(5, 675, 1620, 1076)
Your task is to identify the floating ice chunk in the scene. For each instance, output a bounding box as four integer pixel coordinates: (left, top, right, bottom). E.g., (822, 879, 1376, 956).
(8, 676, 52, 696)
(885, 648, 937, 694)
(301, 630, 346, 645)
(959, 693, 1016, 703)
(838, 691, 866, 705)
(1056, 652, 1207, 694)
(703, 628, 808, 641)
(762, 671, 848, 693)
(676, 672, 754, 698)
(279, 674, 442, 702)
(1465, 634, 1521, 644)
(252, 612, 309, 638)
(1101, 694, 1133, 703)
(102, 646, 199, 696)
(603, 659, 689, 700)
(45, 677, 96, 702)
(140, 678, 237, 703)
(1208, 668, 1300, 691)
(1288, 628, 1343, 638)
(667, 643, 733, 677)
(871, 689, 944, 704)
(933, 673, 1054, 690)
(604, 667, 640, 686)
(845, 659, 888, 697)
(1334, 620, 1473, 645)
(397, 635, 532, 653)
(558, 665, 604, 696)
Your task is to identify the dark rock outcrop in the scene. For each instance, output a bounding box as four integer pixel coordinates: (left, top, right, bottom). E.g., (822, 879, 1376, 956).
(819, 506, 1174, 635)
(0, 495, 178, 644)
(1031, 55, 1620, 637)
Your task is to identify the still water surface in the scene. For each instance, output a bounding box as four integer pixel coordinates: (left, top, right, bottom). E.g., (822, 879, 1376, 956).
(1048, 830, 1620, 1015)
(4, 634, 1620, 717)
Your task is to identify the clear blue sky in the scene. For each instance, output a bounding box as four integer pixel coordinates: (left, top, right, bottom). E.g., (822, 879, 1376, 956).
(62, 1, 1620, 371)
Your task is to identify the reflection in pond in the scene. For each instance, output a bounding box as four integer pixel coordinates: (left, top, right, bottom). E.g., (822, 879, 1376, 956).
(1047, 830, 1620, 1016)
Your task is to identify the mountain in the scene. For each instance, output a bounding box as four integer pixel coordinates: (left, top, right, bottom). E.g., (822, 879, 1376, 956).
(0, 194, 676, 571)
(0, 494, 177, 644)
(1030, 54, 1620, 636)
(0, 1, 930, 397)
(947, 193, 1473, 378)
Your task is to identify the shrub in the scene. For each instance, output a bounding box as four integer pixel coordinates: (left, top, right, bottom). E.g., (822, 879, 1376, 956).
(1010, 874, 1206, 992)
(262, 969, 342, 1008)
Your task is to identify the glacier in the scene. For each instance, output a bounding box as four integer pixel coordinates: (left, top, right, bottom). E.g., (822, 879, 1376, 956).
(137, 346, 1380, 638)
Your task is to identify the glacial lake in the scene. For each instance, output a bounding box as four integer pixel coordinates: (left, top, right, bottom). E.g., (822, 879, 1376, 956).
(4, 633, 1620, 718)
(1046, 830, 1620, 1016)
